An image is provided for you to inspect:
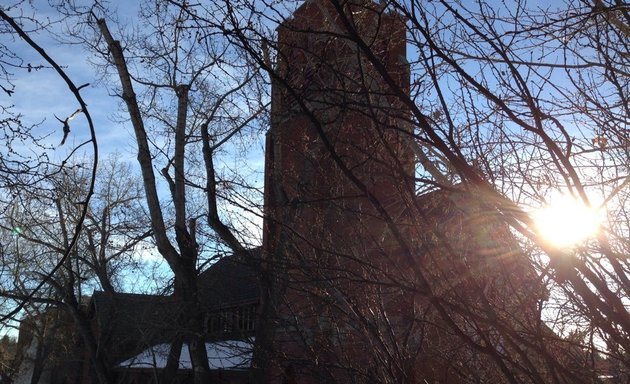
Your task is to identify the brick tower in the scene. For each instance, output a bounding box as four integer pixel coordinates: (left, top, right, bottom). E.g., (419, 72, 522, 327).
(263, 0, 411, 257)
(256, 2, 550, 384)
(261, 1, 412, 382)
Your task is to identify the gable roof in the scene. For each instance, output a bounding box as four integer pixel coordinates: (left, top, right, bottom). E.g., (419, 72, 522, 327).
(198, 248, 260, 310)
(87, 249, 261, 365)
(89, 292, 182, 365)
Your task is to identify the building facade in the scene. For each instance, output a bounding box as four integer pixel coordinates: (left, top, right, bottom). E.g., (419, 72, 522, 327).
(13, 1, 552, 383)
(260, 1, 545, 383)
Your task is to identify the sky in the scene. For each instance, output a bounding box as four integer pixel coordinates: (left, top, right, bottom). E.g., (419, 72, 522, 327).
(3, 0, 269, 212)
(4, 0, 613, 251)
(1, 2, 165, 296)
(1, 0, 269, 305)
(3, 1, 141, 164)
(1, 0, 623, 351)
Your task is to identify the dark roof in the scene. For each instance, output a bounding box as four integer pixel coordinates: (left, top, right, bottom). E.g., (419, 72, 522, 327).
(90, 292, 180, 331)
(88, 249, 261, 364)
(198, 248, 260, 310)
(90, 292, 181, 364)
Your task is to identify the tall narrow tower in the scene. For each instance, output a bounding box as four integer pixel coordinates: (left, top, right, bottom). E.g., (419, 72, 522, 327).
(261, 1, 412, 381)
(264, 0, 411, 259)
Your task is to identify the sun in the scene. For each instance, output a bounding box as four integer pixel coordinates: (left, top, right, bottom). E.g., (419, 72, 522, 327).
(533, 194, 602, 248)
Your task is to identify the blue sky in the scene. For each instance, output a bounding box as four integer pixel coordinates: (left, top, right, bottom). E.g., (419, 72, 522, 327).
(1, 1, 269, 305)
(3, 0, 268, 205)
(3, 2, 141, 165)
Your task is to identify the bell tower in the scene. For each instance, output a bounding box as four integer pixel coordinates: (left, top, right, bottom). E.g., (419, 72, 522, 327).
(264, 0, 412, 257)
(261, 1, 411, 381)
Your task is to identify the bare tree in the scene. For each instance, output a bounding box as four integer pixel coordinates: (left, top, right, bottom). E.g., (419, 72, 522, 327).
(2, 0, 629, 383)
(189, 0, 630, 382)
(0, 156, 152, 383)
(67, 0, 268, 382)
(3, 0, 265, 381)
(0, 2, 99, 334)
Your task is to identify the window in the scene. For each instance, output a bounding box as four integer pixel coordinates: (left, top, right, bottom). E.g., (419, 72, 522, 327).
(207, 304, 257, 335)
(237, 304, 257, 331)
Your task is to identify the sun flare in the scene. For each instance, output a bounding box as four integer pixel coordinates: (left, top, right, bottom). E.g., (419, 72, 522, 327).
(533, 194, 602, 248)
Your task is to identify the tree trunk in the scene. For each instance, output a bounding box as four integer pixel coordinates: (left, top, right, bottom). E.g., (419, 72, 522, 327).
(65, 301, 112, 384)
(189, 335, 211, 384)
(160, 337, 183, 384)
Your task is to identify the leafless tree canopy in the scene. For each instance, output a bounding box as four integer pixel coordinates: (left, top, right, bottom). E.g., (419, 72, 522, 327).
(0, 0, 628, 383)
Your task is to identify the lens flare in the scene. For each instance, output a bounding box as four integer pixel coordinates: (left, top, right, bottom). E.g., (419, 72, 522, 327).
(533, 195, 602, 248)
